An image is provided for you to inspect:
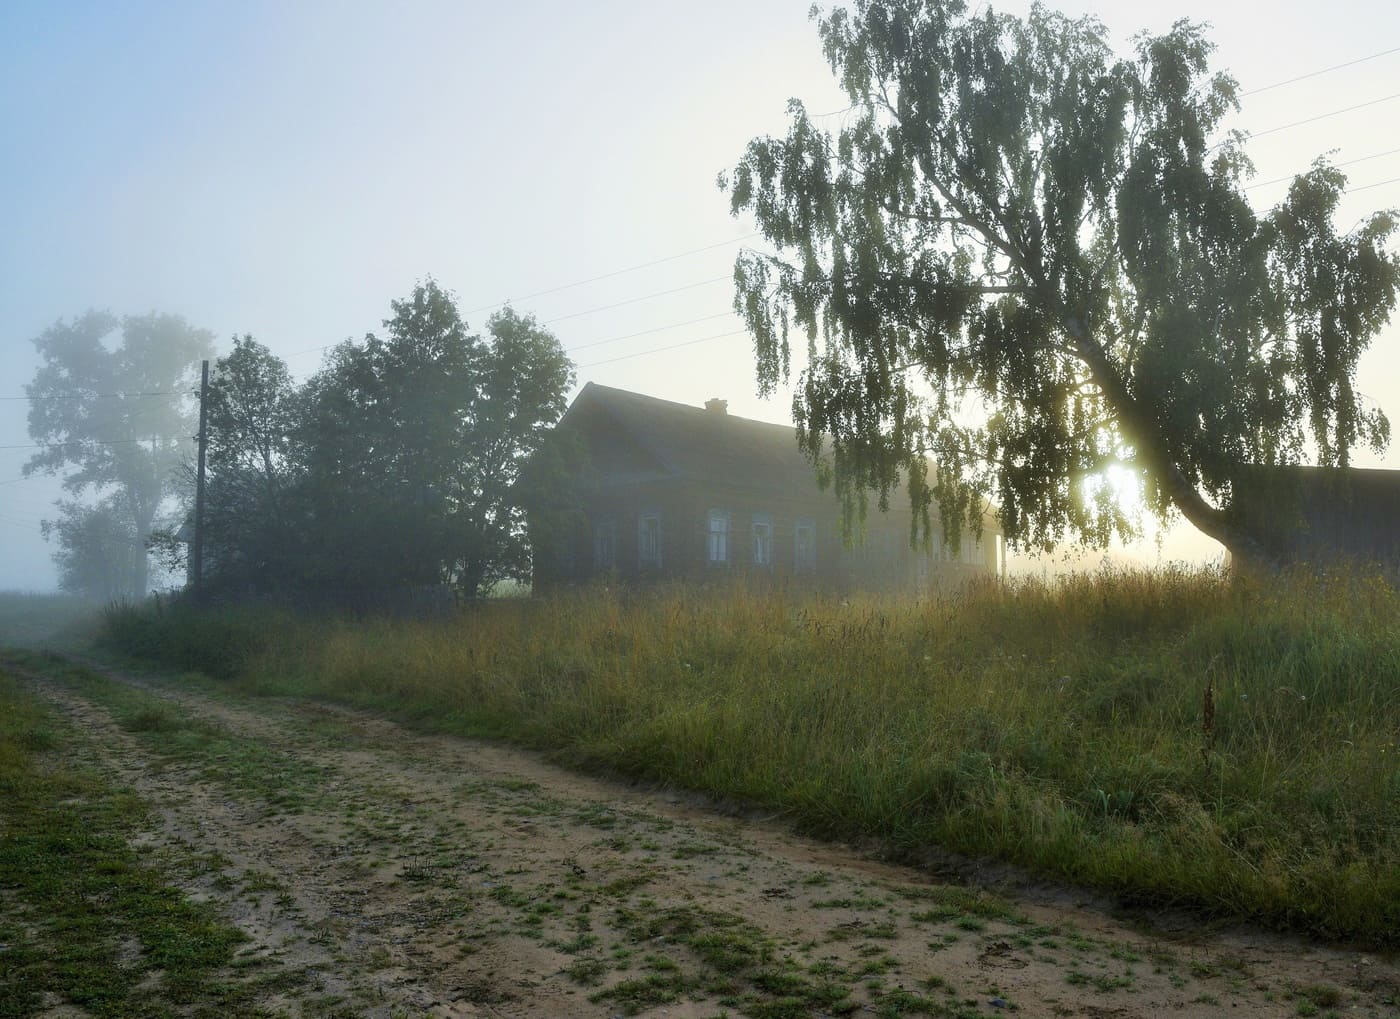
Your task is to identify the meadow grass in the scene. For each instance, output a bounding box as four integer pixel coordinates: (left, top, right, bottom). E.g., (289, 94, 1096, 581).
(96, 566, 1400, 944)
(0, 590, 102, 648)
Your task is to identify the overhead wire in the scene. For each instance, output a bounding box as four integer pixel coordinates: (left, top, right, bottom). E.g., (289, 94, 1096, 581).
(565, 311, 736, 353)
(0, 390, 186, 402)
(12, 42, 1400, 410)
(462, 233, 757, 315)
(0, 437, 190, 451)
(579, 329, 749, 369)
(1345, 175, 1400, 195)
(1236, 91, 1400, 145)
(1244, 147, 1400, 190)
(542, 275, 731, 325)
(1241, 45, 1400, 96)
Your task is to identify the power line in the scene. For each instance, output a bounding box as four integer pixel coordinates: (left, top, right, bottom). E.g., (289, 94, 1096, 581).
(283, 286, 741, 364)
(579, 329, 749, 369)
(0, 437, 190, 451)
(0, 390, 186, 402)
(0, 506, 45, 525)
(1242, 45, 1400, 97)
(1241, 91, 1400, 144)
(1244, 147, 1400, 191)
(462, 233, 758, 315)
(282, 309, 739, 360)
(542, 275, 731, 325)
(1346, 175, 1400, 195)
(565, 311, 736, 353)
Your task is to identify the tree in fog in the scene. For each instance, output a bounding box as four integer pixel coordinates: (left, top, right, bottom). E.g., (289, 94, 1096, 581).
(41, 498, 146, 600)
(25, 311, 214, 594)
(196, 335, 304, 592)
(297, 280, 574, 596)
(724, 0, 1399, 565)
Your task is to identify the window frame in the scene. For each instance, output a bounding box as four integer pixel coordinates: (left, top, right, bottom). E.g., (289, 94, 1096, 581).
(751, 513, 774, 568)
(593, 516, 618, 571)
(706, 509, 730, 565)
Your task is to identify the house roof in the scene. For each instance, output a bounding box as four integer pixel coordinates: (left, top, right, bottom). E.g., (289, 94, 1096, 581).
(563, 382, 827, 495)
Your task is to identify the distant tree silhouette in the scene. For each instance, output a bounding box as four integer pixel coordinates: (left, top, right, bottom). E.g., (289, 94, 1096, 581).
(26, 311, 213, 594)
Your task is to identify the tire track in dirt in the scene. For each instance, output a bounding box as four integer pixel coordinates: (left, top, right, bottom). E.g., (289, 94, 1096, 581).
(18, 655, 1400, 1019)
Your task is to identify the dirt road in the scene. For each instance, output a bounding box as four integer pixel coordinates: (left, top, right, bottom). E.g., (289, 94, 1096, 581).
(13, 655, 1400, 1018)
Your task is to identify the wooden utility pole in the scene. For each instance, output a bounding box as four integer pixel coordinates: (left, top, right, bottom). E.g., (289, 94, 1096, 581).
(192, 359, 209, 594)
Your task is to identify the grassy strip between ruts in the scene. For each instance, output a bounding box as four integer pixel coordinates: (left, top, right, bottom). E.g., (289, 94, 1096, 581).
(0, 661, 283, 1018)
(4, 648, 332, 816)
(95, 566, 1400, 946)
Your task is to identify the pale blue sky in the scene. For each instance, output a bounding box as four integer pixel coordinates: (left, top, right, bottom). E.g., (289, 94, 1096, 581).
(3, 1, 1398, 588)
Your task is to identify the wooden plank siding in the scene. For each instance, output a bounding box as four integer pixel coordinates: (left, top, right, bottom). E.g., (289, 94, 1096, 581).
(530, 383, 1003, 593)
(551, 477, 998, 592)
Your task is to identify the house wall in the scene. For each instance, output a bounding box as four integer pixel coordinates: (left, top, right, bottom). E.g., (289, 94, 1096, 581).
(1231, 467, 1400, 568)
(545, 477, 999, 592)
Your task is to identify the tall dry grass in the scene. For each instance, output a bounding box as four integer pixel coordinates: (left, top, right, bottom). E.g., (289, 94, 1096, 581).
(100, 566, 1400, 943)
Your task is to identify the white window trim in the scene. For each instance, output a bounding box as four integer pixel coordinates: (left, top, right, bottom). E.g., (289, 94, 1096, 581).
(707, 509, 730, 565)
(751, 513, 774, 567)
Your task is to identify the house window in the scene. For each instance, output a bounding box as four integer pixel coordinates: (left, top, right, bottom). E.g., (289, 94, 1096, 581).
(751, 513, 773, 567)
(794, 519, 816, 572)
(593, 516, 617, 570)
(638, 510, 661, 569)
(707, 509, 729, 564)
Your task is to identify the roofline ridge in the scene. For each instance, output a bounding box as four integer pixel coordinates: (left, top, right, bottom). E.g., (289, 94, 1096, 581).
(577, 382, 797, 433)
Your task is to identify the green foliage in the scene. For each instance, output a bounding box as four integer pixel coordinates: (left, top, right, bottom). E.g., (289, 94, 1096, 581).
(200, 280, 574, 597)
(24, 311, 214, 595)
(100, 598, 281, 680)
(723, 1, 1400, 563)
(34, 283, 573, 602)
(196, 335, 303, 593)
(41, 496, 146, 600)
(100, 567, 1400, 944)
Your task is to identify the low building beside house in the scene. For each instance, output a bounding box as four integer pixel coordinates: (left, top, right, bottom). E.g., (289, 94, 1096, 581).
(531, 383, 1004, 591)
(1231, 464, 1400, 568)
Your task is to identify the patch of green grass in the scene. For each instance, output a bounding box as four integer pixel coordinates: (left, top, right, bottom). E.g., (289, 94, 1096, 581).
(0, 666, 279, 1018)
(1066, 968, 1134, 992)
(96, 567, 1400, 945)
(869, 986, 943, 1017)
(589, 971, 693, 1014)
(565, 956, 608, 986)
(8, 650, 329, 812)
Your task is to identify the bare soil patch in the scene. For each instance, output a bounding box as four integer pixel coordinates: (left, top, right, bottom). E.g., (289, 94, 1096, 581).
(13, 655, 1400, 1018)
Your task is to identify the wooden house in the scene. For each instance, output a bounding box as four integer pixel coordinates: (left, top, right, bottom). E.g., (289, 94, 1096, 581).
(530, 383, 1004, 591)
(1231, 464, 1400, 568)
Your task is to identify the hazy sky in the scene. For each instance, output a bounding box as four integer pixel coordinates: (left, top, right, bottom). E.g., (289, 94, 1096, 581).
(2, 0, 1398, 590)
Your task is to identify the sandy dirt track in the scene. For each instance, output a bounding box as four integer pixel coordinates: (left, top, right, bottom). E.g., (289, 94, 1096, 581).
(12, 654, 1400, 1018)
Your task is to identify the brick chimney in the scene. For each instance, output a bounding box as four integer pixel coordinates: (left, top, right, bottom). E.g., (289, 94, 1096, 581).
(704, 398, 728, 415)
